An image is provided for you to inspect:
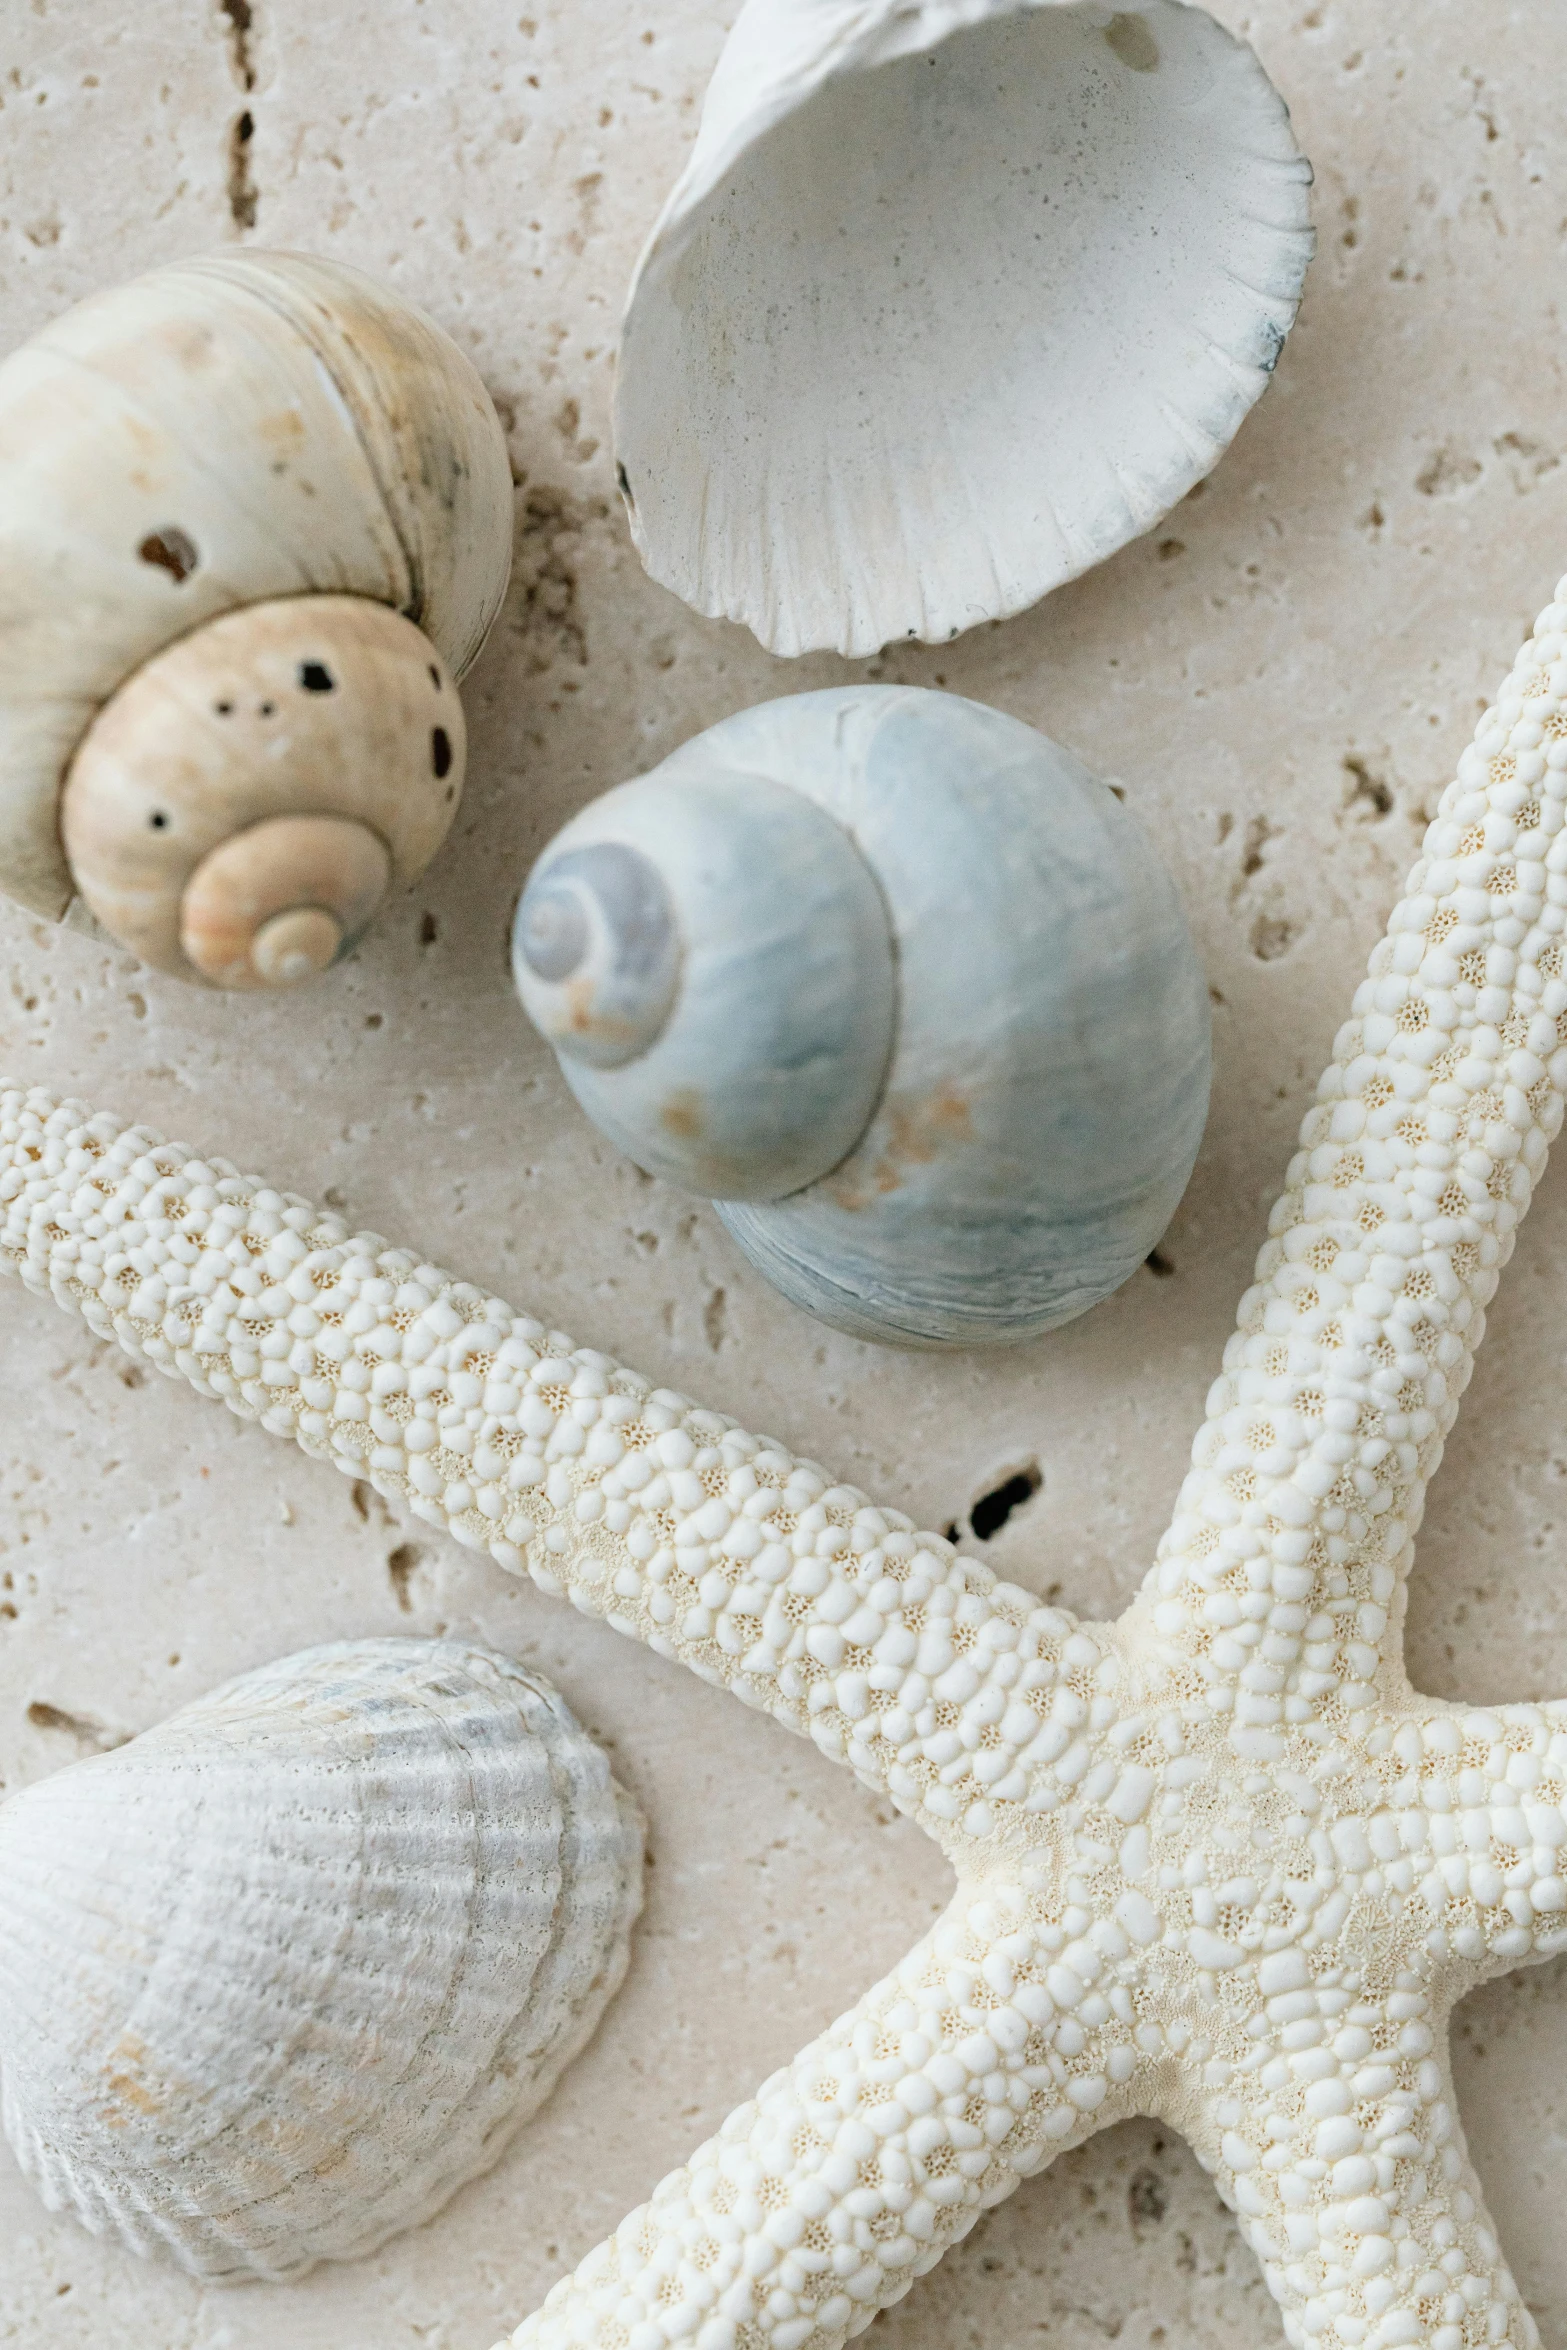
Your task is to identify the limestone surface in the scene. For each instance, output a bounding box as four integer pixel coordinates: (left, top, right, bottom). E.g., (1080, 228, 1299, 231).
(1, 5, 1565, 2349)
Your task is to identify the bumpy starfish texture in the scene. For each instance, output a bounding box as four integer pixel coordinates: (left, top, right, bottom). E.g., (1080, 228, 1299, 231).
(6, 583, 1567, 2350)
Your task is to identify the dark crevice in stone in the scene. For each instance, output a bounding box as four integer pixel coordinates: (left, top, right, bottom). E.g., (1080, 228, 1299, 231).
(967, 1461, 1043, 1545)
(227, 108, 258, 233)
(220, 0, 256, 90)
(26, 1700, 129, 1754)
(387, 1543, 424, 1610)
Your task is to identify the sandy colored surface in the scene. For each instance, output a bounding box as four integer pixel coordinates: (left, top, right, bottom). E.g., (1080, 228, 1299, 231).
(1, 2, 1564, 2344)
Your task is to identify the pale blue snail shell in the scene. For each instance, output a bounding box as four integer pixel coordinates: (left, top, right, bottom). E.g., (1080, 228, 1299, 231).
(514, 686, 1210, 1348)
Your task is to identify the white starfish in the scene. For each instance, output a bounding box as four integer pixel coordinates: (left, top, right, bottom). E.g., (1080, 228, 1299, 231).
(6, 582, 1567, 2350)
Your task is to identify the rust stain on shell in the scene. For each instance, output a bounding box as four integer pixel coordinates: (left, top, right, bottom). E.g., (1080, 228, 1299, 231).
(100, 2033, 171, 2124)
(560, 976, 652, 1059)
(660, 1087, 704, 1140)
(829, 1084, 973, 1210)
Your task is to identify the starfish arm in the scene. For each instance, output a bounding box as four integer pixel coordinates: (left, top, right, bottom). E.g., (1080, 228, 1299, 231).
(1192, 2028, 1541, 2350)
(0, 1086, 1077, 1823)
(1399, 1697, 1567, 1981)
(1134, 575, 1567, 1737)
(498, 1884, 1153, 2350)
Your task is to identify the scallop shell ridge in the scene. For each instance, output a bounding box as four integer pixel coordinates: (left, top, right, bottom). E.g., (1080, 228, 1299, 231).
(0, 1637, 644, 2281)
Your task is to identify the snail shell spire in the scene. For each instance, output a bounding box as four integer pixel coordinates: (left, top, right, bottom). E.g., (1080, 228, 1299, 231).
(516, 840, 685, 1071)
(515, 759, 898, 1200)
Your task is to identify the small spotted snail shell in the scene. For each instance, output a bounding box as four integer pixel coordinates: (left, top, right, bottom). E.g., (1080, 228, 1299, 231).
(514, 687, 1211, 1348)
(0, 250, 513, 988)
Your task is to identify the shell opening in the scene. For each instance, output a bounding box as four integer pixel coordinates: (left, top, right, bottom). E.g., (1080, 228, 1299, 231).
(515, 841, 682, 1071)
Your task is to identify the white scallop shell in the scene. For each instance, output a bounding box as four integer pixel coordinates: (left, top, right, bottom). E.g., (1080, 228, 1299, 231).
(0, 1638, 643, 2281)
(614, 0, 1315, 657)
(0, 249, 513, 918)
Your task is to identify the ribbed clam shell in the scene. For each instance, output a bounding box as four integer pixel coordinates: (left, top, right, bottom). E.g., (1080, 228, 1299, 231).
(0, 249, 512, 917)
(0, 1638, 643, 2281)
(614, 0, 1315, 657)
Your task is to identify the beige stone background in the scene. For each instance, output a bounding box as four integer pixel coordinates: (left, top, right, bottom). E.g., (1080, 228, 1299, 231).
(1, 0, 1565, 2342)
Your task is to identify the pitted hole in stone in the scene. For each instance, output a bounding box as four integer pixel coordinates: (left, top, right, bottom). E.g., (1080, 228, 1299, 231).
(387, 1545, 425, 1610)
(297, 660, 335, 693)
(966, 1460, 1043, 1544)
(137, 527, 199, 583)
(431, 726, 453, 780)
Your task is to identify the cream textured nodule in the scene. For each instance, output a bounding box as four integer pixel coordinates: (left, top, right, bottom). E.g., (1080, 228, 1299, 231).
(6, 582, 1567, 2348)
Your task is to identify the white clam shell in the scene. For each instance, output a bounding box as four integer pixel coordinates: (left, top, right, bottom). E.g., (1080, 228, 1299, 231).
(615, 0, 1315, 656)
(0, 249, 512, 918)
(516, 686, 1211, 1349)
(0, 1638, 643, 2282)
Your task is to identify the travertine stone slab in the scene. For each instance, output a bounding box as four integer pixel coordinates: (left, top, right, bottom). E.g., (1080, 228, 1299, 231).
(0, 4, 1563, 2346)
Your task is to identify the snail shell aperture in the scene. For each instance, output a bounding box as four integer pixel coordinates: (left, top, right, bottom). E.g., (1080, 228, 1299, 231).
(0, 249, 512, 985)
(0, 1638, 643, 2281)
(515, 686, 1211, 1348)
